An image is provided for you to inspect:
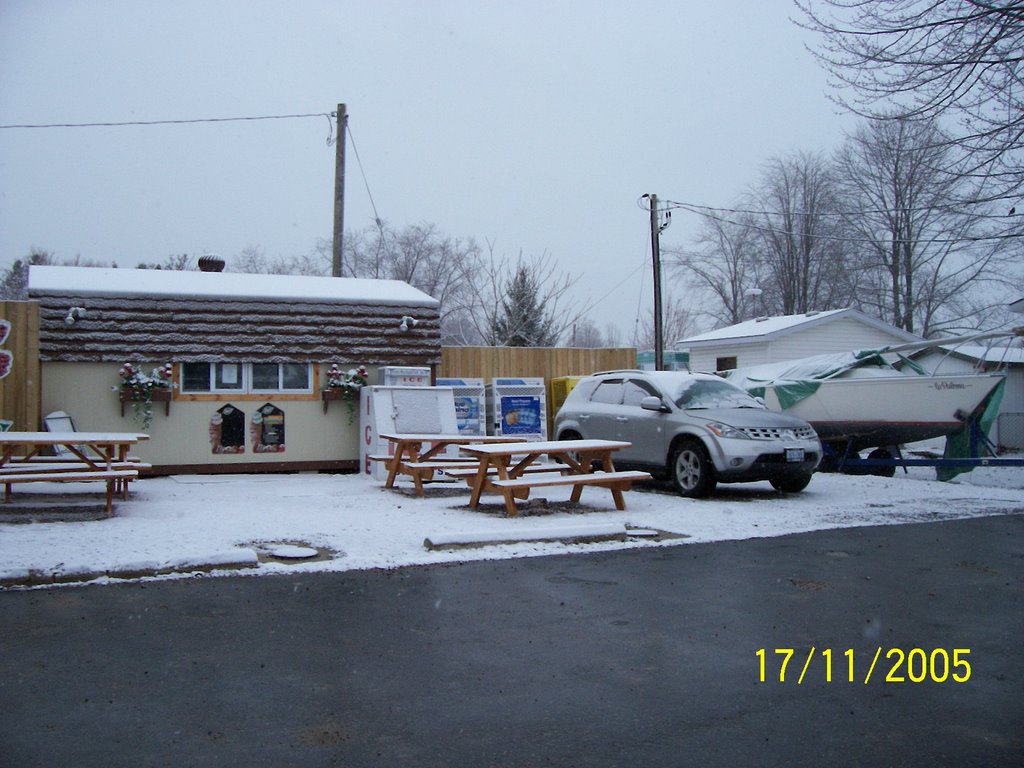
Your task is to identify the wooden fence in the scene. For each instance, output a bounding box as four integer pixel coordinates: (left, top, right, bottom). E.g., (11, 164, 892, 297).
(438, 346, 636, 381)
(0, 301, 41, 431)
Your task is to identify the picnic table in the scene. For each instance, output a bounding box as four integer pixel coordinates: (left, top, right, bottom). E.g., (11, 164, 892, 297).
(0, 431, 150, 515)
(375, 433, 522, 496)
(458, 438, 652, 517)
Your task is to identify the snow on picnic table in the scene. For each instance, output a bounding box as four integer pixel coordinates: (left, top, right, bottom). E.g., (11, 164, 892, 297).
(1, 461, 1022, 588)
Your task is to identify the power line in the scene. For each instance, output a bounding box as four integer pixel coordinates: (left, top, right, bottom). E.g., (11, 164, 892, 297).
(0, 112, 332, 130)
(652, 198, 1023, 246)
(345, 122, 383, 227)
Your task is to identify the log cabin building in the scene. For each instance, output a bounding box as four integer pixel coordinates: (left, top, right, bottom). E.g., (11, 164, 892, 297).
(27, 264, 441, 473)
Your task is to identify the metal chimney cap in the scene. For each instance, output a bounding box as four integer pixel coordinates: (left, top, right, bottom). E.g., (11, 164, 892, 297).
(198, 254, 226, 272)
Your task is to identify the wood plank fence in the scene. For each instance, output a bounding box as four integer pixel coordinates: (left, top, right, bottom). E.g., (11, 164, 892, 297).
(0, 301, 41, 431)
(438, 346, 636, 382)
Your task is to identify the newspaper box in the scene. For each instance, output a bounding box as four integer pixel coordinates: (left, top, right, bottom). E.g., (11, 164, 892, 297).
(435, 378, 486, 436)
(359, 386, 458, 479)
(485, 377, 547, 440)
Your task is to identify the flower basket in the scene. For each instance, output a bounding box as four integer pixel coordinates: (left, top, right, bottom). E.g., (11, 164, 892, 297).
(120, 386, 172, 416)
(322, 364, 367, 423)
(114, 362, 174, 429)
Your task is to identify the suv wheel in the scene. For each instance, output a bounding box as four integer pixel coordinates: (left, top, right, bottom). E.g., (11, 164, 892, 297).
(769, 474, 813, 493)
(670, 439, 716, 498)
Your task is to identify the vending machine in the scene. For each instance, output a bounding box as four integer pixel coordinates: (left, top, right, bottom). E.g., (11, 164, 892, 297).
(435, 377, 486, 437)
(485, 377, 547, 441)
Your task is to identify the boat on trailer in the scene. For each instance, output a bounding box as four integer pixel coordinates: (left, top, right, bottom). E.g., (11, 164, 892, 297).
(724, 330, 1019, 463)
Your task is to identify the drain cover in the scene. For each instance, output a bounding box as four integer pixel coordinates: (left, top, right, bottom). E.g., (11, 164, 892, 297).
(266, 544, 319, 560)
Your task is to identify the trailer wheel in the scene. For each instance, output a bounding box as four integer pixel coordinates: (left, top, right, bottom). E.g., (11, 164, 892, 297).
(867, 448, 896, 477)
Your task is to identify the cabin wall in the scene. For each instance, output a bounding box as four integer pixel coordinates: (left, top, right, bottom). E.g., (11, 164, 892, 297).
(41, 361, 366, 470)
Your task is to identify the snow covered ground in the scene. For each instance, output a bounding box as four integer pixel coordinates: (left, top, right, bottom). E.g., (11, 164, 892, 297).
(1, 460, 1021, 589)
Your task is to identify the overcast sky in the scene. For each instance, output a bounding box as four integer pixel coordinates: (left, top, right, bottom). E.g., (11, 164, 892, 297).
(0, 0, 853, 340)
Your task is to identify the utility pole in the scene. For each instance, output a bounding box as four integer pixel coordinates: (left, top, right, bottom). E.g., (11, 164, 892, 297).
(332, 103, 348, 277)
(647, 193, 667, 371)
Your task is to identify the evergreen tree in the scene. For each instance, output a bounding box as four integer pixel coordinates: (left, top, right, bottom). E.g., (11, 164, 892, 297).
(489, 264, 559, 347)
(0, 248, 53, 300)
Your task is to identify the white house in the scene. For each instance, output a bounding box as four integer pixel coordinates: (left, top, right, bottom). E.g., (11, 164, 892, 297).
(677, 308, 922, 373)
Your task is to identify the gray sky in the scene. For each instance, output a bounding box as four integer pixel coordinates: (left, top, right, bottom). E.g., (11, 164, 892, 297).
(0, 0, 852, 340)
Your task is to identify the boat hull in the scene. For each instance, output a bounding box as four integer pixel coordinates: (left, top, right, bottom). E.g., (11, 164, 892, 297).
(762, 373, 1004, 452)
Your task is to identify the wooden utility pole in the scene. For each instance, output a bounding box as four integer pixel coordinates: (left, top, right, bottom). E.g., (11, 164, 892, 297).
(332, 103, 348, 277)
(648, 193, 664, 371)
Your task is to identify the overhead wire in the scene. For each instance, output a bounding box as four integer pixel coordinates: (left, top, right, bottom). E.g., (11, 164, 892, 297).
(0, 112, 333, 130)
(653, 198, 1023, 246)
(344, 121, 384, 229)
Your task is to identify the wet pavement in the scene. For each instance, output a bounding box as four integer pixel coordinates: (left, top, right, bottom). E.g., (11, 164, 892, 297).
(1, 513, 1022, 767)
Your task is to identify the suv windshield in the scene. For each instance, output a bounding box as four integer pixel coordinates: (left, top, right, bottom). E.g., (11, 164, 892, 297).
(669, 378, 763, 410)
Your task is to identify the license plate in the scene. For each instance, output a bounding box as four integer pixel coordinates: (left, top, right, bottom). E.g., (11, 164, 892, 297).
(785, 448, 804, 463)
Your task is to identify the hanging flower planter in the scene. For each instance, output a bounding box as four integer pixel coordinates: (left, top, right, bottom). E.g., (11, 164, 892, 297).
(114, 362, 174, 429)
(321, 364, 368, 423)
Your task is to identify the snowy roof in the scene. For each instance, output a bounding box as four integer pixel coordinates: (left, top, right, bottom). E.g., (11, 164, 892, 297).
(27, 265, 439, 307)
(677, 308, 920, 348)
(930, 343, 1024, 366)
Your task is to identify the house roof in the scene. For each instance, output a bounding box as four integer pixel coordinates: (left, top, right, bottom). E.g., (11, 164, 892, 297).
(928, 343, 1024, 366)
(26, 265, 443, 365)
(1010, 296, 1024, 314)
(28, 265, 440, 307)
(677, 308, 922, 349)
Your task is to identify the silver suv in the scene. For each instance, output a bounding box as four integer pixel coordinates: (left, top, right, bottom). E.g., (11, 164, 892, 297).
(554, 370, 821, 497)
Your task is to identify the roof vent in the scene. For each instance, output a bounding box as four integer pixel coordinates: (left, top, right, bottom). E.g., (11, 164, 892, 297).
(198, 254, 225, 273)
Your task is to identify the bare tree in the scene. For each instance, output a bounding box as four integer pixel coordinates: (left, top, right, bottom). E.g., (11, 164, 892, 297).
(833, 116, 1014, 335)
(136, 254, 195, 270)
(231, 244, 330, 276)
(569, 317, 606, 348)
(796, 0, 1024, 198)
(632, 291, 699, 353)
(749, 152, 856, 315)
(343, 222, 484, 344)
(672, 212, 763, 326)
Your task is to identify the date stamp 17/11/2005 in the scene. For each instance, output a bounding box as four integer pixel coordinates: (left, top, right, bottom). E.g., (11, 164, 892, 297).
(756, 648, 972, 685)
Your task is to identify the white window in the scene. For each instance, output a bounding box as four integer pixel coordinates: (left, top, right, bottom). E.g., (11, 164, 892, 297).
(251, 363, 311, 393)
(181, 363, 312, 394)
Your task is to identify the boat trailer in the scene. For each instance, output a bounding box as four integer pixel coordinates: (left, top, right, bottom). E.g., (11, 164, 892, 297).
(822, 414, 1024, 477)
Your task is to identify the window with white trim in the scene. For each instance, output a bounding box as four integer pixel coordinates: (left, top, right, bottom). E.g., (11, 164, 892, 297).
(181, 363, 313, 394)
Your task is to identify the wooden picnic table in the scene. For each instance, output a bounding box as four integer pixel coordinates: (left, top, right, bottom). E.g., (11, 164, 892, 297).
(458, 438, 652, 517)
(0, 431, 149, 468)
(376, 433, 522, 496)
(0, 431, 150, 514)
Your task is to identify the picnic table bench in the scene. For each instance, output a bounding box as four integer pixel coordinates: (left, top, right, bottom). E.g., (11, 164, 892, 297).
(459, 439, 652, 516)
(376, 433, 522, 496)
(0, 431, 149, 515)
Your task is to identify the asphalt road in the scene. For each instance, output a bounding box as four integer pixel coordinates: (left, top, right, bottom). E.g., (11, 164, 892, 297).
(2, 514, 1022, 767)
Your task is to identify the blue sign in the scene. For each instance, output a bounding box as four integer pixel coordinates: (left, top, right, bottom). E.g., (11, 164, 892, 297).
(500, 395, 541, 435)
(454, 395, 481, 435)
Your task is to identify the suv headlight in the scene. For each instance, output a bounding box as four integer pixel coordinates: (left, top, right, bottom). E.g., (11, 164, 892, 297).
(704, 422, 749, 440)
